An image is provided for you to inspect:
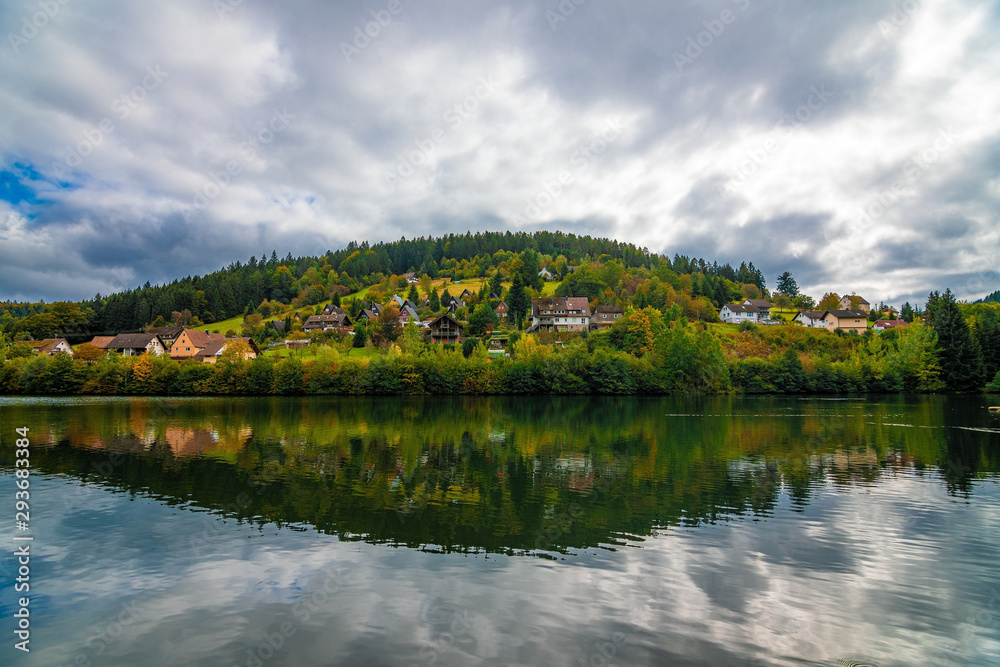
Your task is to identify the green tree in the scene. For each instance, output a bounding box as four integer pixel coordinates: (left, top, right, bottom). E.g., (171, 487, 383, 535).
(900, 302, 915, 323)
(507, 274, 529, 328)
(352, 322, 367, 348)
(489, 270, 504, 298)
(466, 303, 498, 337)
(428, 287, 441, 312)
(972, 308, 1000, 381)
(926, 290, 986, 391)
(776, 272, 799, 298)
(406, 283, 420, 303)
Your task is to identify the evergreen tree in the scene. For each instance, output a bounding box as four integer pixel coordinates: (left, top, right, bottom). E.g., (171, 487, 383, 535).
(900, 302, 915, 323)
(331, 292, 341, 306)
(428, 287, 441, 312)
(972, 308, 1000, 381)
(926, 290, 986, 391)
(489, 270, 504, 298)
(776, 272, 799, 298)
(406, 283, 419, 303)
(507, 273, 529, 328)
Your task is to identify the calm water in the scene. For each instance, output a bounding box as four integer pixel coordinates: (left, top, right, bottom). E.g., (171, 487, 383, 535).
(1, 395, 999, 666)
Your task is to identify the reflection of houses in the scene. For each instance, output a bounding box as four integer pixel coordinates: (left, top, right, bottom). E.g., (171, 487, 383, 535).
(164, 427, 217, 457)
(529, 296, 591, 332)
(170, 329, 226, 359)
(303, 313, 353, 332)
(27, 339, 74, 356)
(428, 313, 462, 344)
(197, 338, 263, 363)
(838, 294, 871, 313)
(590, 305, 623, 331)
(720, 303, 761, 325)
(106, 333, 167, 356)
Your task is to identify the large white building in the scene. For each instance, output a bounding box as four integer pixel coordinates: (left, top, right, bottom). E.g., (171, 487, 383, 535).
(530, 296, 591, 332)
(719, 303, 761, 324)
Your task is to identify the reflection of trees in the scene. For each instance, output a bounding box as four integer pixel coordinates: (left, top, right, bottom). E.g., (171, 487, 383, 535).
(1, 396, 996, 554)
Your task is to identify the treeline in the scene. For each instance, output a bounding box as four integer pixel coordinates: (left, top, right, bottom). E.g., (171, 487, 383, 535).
(2, 230, 767, 339)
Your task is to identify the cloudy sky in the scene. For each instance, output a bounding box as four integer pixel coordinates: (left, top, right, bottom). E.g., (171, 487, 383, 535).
(1, 0, 998, 305)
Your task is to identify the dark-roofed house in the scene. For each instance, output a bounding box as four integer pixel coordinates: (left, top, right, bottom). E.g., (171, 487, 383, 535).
(197, 337, 263, 363)
(27, 339, 74, 356)
(794, 311, 827, 328)
(146, 325, 185, 348)
(590, 305, 624, 331)
(106, 333, 166, 356)
(397, 305, 420, 327)
(720, 303, 761, 324)
(170, 329, 226, 359)
(356, 302, 384, 321)
(271, 319, 286, 334)
(821, 310, 868, 334)
(742, 299, 773, 319)
(428, 313, 462, 344)
(303, 313, 353, 332)
(530, 296, 591, 332)
(322, 304, 346, 316)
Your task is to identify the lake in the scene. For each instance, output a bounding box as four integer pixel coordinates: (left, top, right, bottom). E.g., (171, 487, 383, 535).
(1, 395, 999, 666)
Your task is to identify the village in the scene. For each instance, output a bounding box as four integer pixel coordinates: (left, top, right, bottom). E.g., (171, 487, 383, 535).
(17, 265, 909, 363)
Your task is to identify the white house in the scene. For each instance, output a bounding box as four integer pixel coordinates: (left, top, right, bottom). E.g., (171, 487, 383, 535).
(794, 310, 827, 328)
(720, 304, 761, 324)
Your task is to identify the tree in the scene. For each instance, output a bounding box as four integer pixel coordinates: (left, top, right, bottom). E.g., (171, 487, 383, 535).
(466, 303, 498, 337)
(428, 287, 441, 313)
(406, 283, 420, 303)
(352, 323, 367, 348)
(378, 304, 401, 343)
(74, 343, 106, 364)
(507, 273, 529, 328)
(219, 339, 254, 363)
(518, 249, 544, 291)
(489, 270, 504, 298)
(241, 314, 264, 338)
(972, 308, 1000, 381)
(926, 290, 986, 391)
(776, 272, 799, 298)
(818, 293, 841, 311)
(900, 302, 915, 323)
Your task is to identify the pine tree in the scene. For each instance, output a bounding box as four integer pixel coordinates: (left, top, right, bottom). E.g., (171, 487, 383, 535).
(428, 287, 441, 312)
(972, 308, 1000, 381)
(489, 270, 504, 298)
(926, 290, 986, 391)
(406, 283, 419, 303)
(776, 272, 799, 298)
(507, 273, 529, 329)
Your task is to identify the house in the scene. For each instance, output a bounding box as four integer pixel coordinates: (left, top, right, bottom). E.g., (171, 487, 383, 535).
(719, 303, 761, 324)
(169, 329, 226, 359)
(271, 320, 286, 334)
(284, 339, 310, 349)
(494, 300, 509, 319)
(441, 295, 465, 312)
(794, 311, 827, 328)
(105, 333, 167, 356)
(821, 310, 868, 334)
(356, 302, 384, 321)
(742, 299, 773, 319)
(874, 319, 909, 333)
(303, 313, 353, 332)
(146, 325, 185, 348)
(402, 272, 419, 283)
(27, 339, 74, 356)
(321, 304, 346, 316)
(486, 333, 510, 358)
(459, 289, 473, 300)
(397, 305, 421, 326)
(530, 296, 591, 332)
(197, 337, 263, 363)
(590, 305, 624, 331)
(389, 295, 405, 308)
(428, 313, 462, 344)
(538, 267, 555, 281)
(88, 336, 116, 349)
(838, 294, 871, 313)
(403, 299, 419, 312)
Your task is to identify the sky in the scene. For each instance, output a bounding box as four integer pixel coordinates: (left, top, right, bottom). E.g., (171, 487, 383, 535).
(0, 0, 998, 305)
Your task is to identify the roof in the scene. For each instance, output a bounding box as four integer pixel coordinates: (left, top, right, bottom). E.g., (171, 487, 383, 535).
(744, 299, 773, 308)
(89, 336, 116, 348)
(28, 339, 70, 354)
(841, 295, 870, 304)
(180, 329, 226, 349)
(874, 319, 908, 328)
(304, 313, 351, 328)
(196, 337, 261, 358)
(147, 326, 184, 338)
(796, 310, 826, 319)
(271, 320, 286, 333)
(594, 304, 624, 314)
(106, 333, 163, 349)
(723, 303, 760, 313)
(825, 310, 867, 319)
(531, 296, 592, 316)
(428, 313, 462, 329)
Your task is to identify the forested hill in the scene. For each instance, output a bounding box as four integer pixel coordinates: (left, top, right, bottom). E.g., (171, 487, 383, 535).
(977, 289, 1000, 305)
(0, 230, 767, 339)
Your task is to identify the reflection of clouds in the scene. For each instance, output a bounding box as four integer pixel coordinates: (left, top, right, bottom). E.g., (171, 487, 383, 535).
(13, 470, 1000, 666)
